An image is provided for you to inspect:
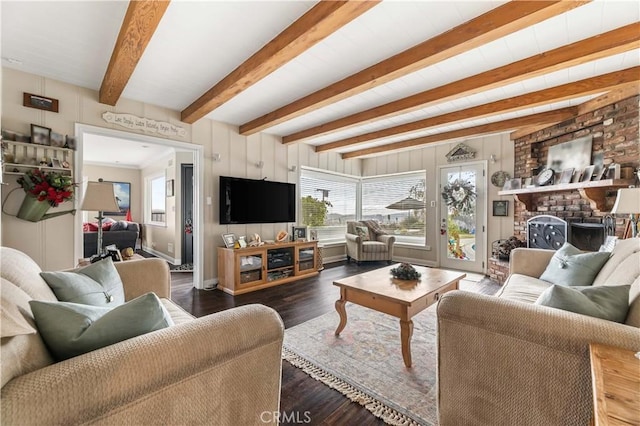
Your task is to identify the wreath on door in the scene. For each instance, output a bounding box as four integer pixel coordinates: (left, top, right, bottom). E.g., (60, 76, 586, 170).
(441, 178, 476, 216)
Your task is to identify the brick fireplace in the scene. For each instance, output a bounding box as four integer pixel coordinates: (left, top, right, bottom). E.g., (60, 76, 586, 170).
(488, 94, 638, 284)
(512, 95, 639, 240)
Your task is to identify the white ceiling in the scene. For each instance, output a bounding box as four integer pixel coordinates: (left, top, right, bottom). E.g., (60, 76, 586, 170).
(1, 1, 639, 159)
(82, 134, 178, 169)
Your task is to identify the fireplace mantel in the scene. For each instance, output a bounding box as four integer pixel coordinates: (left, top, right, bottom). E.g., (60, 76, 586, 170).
(498, 179, 634, 212)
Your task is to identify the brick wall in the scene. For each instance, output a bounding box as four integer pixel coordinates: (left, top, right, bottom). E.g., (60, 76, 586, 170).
(512, 95, 639, 239)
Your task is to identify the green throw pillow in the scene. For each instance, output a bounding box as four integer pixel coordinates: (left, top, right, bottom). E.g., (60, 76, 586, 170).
(539, 243, 610, 286)
(355, 226, 370, 241)
(40, 258, 125, 307)
(29, 292, 174, 361)
(535, 285, 630, 323)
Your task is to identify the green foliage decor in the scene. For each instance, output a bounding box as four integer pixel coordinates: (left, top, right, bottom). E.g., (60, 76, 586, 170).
(390, 263, 421, 280)
(441, 178, 476, 216)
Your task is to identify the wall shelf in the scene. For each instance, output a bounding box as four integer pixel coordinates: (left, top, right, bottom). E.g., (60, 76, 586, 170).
(498, 179, 635, 212)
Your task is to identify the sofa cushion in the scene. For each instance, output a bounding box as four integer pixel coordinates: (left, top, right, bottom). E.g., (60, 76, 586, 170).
(1, 280, 37, 338)
(539, 243, 610, 287)
(161, 299, 195, 325)
(361, 219, 386, 237)
(592, 238, 640, 287)
(126, 221, 140, 233)
(625, 276, 640, 327)
(355, 225, 371, 241)
(30, 292, 174, 361)
(0, 279, 54, 387)
(498, 274, 552, 303)
(535, 285, 631, 323)
(362, 241, 388, 253)
(110, 220, 129, 231)
(0, 247, 57, 302)
(39, 258, 125, 307)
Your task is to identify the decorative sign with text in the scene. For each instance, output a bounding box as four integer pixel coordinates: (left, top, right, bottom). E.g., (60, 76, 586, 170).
(102, 112, 187, 138)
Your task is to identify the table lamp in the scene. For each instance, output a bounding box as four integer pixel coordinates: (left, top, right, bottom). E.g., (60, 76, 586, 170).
(611, 187, 640, 238)
(81, 180, 120, 257)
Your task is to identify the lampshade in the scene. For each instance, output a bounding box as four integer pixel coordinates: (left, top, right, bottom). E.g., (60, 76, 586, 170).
(611, 188, 640, 215)
(81, 181, 120, 212)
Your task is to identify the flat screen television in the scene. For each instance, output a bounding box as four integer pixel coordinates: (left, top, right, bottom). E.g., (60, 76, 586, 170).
(219, 176, 295, 224)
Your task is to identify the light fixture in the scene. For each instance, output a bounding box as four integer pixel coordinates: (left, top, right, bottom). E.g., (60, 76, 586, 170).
(256, 161, 264, 169)
(213, 153, 221, 162)
(289, 165, 297, 173)
(81, 180, 120, 258)
(490, 154, 497, 164)
(611, 187, 640, 238)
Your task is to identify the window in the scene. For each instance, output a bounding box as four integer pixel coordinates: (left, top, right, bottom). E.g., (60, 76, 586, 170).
(147, 175, 166, 225)
(361, 172, 426, 246)
(300, 168, 358, 243)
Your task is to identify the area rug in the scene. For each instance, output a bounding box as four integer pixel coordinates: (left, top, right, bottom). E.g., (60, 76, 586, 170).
(283, 278, 500, 426)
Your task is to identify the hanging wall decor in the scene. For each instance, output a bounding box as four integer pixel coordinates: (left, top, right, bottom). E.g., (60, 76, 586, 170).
(445, 143, 476, 163)
(441, 178, 477, 216)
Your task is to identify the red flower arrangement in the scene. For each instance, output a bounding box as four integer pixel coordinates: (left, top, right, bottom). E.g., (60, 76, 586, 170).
(17, 169, 75, 207)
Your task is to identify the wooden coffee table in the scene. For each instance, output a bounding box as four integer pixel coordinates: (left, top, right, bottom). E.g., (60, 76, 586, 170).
(333, 264, 465, 368)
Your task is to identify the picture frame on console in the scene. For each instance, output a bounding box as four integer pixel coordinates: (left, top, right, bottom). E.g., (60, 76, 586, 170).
(222, 233, 236, 249)
(292, 226, 307, 241)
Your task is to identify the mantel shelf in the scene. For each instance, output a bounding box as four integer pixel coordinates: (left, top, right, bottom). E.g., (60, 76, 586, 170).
(498, 179, 635, 212)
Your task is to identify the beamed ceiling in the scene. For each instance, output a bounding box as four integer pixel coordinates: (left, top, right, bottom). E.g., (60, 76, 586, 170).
(2, 1, 639, 159)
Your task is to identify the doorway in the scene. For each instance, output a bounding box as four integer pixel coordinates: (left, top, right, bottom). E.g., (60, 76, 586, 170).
(74, 123, 205, 289)
(181, 164, 193, 265)
(439, 162, 487, 273)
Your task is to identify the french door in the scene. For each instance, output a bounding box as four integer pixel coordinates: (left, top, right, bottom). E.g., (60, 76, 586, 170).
(439, 162, 486, 273)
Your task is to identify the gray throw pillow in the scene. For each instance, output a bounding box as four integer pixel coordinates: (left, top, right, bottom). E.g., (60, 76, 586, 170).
(535, 285, 630, 323)
(109, 220, 129, 231)
(539, 243, 610, 286)
(39, 258, 125, 307)
(29, 292, 174, 360)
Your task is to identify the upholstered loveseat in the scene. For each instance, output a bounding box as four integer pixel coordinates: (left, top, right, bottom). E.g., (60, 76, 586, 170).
(345, 220, 396, 263)
(437, 238, 640, 426)
(1, 247, 284, 425)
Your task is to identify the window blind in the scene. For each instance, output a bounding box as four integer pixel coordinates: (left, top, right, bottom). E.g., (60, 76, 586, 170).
(361, 172, 426, 245)
(300, 169, 357, 243)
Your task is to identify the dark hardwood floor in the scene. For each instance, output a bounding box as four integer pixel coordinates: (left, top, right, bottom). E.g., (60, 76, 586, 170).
(170, 262, 388, 425)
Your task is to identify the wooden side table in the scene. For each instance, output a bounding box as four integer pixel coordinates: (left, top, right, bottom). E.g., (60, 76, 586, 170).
(589, 343, 640, 425)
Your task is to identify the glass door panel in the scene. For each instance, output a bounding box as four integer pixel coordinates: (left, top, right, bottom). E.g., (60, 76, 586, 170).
(238, 253, 265, 285)
(296, 245, 316, 273)
(439, 163, 486, 273)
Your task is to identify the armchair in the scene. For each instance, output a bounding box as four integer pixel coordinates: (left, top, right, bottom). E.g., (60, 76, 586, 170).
(345, 220, 395, 263)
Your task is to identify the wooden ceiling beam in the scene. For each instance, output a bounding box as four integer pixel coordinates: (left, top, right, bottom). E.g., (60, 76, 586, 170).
(316, 66, 640, 152)
(240, 0, 587, 136)
(180, 0, 379, 124)
(510, 81, 640, 139)
(341, 107, 578, 159)
(99, 1, 170, 106)
(286, 22, 640, 144)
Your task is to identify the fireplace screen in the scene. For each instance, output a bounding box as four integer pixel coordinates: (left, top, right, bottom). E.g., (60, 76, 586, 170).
(527, 215, 567, 250)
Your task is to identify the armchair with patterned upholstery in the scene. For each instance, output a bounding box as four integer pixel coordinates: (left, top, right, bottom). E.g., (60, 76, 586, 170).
(345, 220, 395, 264)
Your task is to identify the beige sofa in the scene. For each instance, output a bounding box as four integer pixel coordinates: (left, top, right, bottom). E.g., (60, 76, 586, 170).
(1, 247, 284, 425)
(437, 238, 640, 426)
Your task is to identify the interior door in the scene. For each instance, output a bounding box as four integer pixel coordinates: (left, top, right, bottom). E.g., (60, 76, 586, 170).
(439, 162, 486, 273)
(181, 164, 194, 264)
